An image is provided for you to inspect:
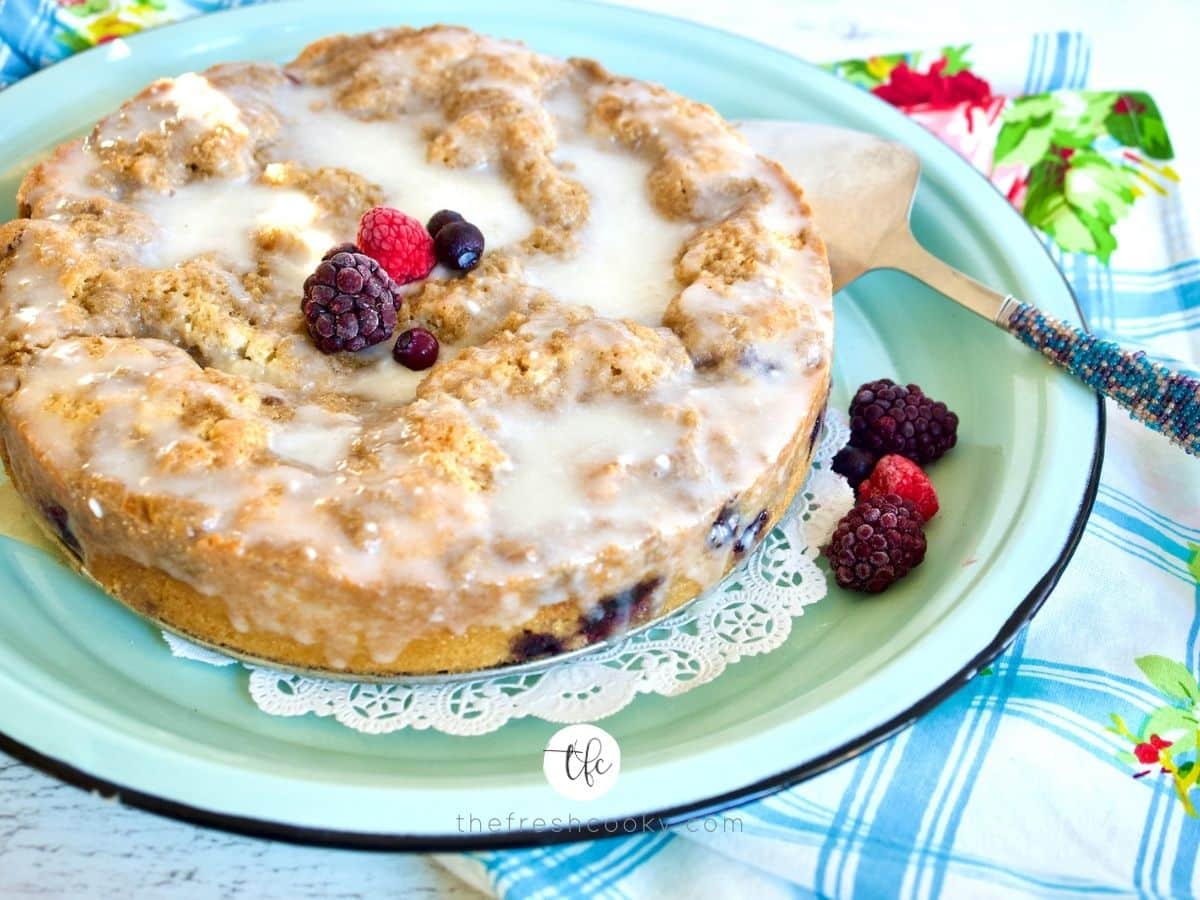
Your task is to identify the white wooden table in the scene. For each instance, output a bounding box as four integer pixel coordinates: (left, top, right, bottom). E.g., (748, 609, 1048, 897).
(2, 1, 1190, 896)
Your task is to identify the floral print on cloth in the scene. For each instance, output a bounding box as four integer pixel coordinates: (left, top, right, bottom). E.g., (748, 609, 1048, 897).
(1110, 653, 1200, 816)
(1104, 541, 1200, 818)
(2, 14, 1200, 894)
(827, 46, 1181, 262)
(0, 0, 246, 84)
(53, 0, 176, 52)
(831, 42, 1199, 824)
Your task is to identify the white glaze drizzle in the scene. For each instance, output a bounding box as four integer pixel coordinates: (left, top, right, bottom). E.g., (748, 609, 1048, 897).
(521, 104, 691, 323)
(269, 91, 535, 250)
(0, 39, 832, 656)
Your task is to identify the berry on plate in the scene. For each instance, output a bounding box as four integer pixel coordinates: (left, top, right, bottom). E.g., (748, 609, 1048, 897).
(394, 326, 440, 370)
(849, 378, 958, 463)
(831, 445, 878, 490)
(357, 207, 436, 284)
(858, 454, 939, 520)
(823, 494, 927, 593)
(301, 244, 400, 354)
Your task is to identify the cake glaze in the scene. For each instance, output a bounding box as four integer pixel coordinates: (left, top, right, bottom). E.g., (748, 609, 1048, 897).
(0, 26, 832, 675)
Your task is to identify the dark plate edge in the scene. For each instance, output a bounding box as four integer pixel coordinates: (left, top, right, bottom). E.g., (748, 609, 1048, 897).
(0, 383, 1104, 852)
(0, 0, 1106, 854)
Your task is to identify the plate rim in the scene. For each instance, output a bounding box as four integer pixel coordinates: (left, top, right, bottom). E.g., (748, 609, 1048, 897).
(0, 0, 1105, 851)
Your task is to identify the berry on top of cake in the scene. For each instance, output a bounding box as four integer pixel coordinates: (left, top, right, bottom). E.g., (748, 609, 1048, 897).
(302, 244, 401, 353)
(0, 25, 833, 675)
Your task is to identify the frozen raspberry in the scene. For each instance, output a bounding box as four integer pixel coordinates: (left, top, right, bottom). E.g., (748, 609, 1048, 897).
(849, 379, 959, 463)
(301, 245, 400, 354)
(357, 207, 436, 284)
(823, 494, 927, 593)
(858, 454, 939, 520)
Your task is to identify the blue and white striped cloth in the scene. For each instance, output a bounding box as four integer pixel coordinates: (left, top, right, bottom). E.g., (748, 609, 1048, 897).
(440, 30, 1200, 900)
(2, 10, 1197, 896)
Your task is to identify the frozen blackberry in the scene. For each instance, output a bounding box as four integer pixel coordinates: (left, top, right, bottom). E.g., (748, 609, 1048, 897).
(848, 379, 958, 463)
(302, 245, 400, 354)
(823, 494, 927, 593)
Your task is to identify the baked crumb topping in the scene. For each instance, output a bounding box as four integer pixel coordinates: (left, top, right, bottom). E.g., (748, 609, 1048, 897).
(0, 25, 832, 667)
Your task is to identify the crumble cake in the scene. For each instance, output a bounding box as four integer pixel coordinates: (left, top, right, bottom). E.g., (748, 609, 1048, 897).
(0, 25, 832, 675)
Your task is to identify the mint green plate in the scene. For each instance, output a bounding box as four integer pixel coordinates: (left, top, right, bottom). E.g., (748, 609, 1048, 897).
(0, 0, 1101, 848)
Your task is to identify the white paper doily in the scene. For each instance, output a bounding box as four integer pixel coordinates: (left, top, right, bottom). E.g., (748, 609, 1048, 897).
(163, 409, 853, 736)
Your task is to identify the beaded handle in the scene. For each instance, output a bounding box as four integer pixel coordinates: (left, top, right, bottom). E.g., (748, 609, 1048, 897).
(1001, 300, 1200, 455)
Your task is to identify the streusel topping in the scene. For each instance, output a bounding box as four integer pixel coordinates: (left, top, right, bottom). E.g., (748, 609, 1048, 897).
(0, 26, 831, 666)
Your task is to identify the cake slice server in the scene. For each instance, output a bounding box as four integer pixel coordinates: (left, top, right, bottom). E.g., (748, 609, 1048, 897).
(738, 120, 1199, 456)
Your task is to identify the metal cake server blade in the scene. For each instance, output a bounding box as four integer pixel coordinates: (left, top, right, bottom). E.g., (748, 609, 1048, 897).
(738, 119, 1199, 456)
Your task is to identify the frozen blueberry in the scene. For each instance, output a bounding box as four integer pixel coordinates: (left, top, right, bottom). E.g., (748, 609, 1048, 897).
(42, 502, 81, 559)
(708, 504, 740, 549)
(809, 407, 826, 448)
(393, 327, 440, 370)
(733, 509, 769, 555)
(580, 576, 662, 643)
(433, 221, 485, 271)
(511, 630, 564, 661)
(426, 209, 464, 238)
(831, 445, 878, 490)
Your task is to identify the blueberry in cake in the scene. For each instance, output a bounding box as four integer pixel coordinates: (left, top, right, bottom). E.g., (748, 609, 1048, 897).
(0, 26, 832, 675)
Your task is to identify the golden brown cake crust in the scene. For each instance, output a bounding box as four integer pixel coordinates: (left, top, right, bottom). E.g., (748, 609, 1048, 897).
(0, 25, 832, 676)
